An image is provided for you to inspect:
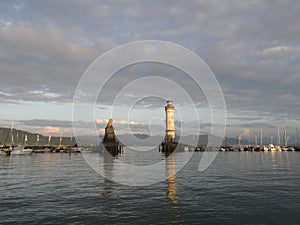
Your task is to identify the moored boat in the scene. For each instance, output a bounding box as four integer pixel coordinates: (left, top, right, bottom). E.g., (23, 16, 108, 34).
(10, 145, 33, 155)
(0, 146, 11, 156)
(268, 144, 276, 151)
(0, 145, 12, 156)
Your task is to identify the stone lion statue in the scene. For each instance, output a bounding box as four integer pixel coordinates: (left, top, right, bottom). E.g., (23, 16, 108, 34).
(106, 118, 113, 128)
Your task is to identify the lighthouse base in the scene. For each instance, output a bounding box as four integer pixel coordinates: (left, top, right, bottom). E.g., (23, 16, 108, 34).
(160, 142, 188, 156)
(160, 142, 178, 153)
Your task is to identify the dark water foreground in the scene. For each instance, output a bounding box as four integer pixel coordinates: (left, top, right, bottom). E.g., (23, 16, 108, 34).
(0, 150, 299, 225)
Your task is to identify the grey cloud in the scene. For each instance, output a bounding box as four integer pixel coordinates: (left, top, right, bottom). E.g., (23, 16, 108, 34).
(21, 119, 73, 128)
(0, 0, 299, 130)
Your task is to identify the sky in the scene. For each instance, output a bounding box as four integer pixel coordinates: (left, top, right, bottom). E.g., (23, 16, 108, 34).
(0, 0, 300, 142)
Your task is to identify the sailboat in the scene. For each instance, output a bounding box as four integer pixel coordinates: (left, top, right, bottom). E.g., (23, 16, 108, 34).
(0, 122, 15, 155)
(10, 145, 33, 155)
(259, 128, 268, 151)
(0, 145, 12, 156)
(3, 123, 33, 155)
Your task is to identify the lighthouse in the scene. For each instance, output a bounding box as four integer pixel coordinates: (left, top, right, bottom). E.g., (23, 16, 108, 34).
(160, 100, 182, 154)
(165, 100, 175, 142)
(160, 100, 186, 154)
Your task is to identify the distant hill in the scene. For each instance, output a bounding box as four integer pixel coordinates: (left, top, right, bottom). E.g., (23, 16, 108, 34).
(0, 127, 76, 146)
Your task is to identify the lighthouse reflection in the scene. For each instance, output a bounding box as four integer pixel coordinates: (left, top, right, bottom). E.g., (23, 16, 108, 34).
(166, 153, 178, 206)
(165, 152, 182, 224)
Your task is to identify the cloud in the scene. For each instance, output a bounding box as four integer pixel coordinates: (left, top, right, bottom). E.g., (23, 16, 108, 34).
(262, 46, 292, 55)
(21, 119, 73, 128)
(242, 128, 250, 136)
(0, 0, 299, 133)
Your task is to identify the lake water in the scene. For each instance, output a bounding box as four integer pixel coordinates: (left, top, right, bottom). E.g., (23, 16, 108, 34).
(0, 149, 300, 225)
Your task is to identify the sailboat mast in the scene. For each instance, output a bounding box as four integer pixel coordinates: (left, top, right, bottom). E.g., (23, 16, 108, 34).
(10, 121, 14, 145)
(237, 134, 241, 146)
(284, 126, 287, 146)
(277, 128, 280, 146)
(296, 128, 299, 146)
(0, 128, 2, 145)
(24, 135, 28, 145)
(59, 132, 62, 146)
(260, 128, 263, 146)
(48, 135, 51, 145)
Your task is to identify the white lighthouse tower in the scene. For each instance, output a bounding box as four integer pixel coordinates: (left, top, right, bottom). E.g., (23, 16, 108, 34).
(165, 100, 175, 142)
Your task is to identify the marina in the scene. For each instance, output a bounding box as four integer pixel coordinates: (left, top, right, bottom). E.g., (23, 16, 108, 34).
(1, 144, 300, 156)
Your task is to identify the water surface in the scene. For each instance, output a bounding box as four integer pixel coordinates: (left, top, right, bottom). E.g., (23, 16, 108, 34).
(0, 150, 299, 225)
